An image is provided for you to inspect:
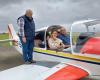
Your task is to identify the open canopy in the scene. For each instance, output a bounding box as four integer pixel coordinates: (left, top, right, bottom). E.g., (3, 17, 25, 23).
(72, 19, 100, 27)
(71, 19, 100, 55)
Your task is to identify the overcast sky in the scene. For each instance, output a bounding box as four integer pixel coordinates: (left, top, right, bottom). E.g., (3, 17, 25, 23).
(0, 0, 100, 32)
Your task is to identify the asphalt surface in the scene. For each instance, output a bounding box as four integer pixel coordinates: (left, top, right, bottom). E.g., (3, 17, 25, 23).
(0, 46, 59, 71)
(0, 46, 99, 80)
(0, 46, 24, 71)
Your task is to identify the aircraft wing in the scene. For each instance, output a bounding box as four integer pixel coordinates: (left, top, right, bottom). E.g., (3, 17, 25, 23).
(0, 63, 88, 80)
(36, 63, 88, 80)
(0, 64, 49, 80)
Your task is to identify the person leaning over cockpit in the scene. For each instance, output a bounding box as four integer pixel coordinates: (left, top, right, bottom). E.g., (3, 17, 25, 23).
(58, 27, 70, 48)
(48, 30, 65, 51)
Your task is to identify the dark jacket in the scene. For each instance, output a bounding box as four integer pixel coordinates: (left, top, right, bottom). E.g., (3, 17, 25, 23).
(18, 15, 35, 39)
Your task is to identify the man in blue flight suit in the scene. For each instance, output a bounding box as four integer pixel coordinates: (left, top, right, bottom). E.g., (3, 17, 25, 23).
(58, 27, 70, 48)
(17, 9, 35, 64)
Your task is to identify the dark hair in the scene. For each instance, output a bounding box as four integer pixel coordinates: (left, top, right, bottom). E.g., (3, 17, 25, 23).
(51, 29, 57, 34)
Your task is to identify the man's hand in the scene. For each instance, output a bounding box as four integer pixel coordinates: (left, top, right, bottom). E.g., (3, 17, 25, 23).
(22, 37, 26, 43)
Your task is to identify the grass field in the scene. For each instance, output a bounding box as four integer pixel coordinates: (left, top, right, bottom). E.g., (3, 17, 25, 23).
(0, 33, 10, 47)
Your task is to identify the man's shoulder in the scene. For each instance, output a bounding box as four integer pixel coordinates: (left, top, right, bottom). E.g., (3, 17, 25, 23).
(17, 16, 25, 22)
(66, 35, 70, 38)
(18, 15, 25, 20)
(19, 18, 24, 21)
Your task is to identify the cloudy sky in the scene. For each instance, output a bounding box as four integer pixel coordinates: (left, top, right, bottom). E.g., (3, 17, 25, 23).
(0, 0, 100, 32)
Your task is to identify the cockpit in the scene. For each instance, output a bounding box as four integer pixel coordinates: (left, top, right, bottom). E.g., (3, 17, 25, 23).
(71, 20, 100, 58)
(34, 20, 100, 59)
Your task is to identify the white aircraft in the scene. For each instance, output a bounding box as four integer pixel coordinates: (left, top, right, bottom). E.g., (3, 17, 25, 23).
(0, 19, 100, 80)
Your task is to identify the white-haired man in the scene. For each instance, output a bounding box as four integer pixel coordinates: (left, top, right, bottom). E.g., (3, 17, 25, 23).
(17, 9, 36, 64)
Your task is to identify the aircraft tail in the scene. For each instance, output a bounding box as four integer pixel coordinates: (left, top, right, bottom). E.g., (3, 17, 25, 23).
(8, 24, 22, 54)
(0, 24, 15, 42)
(8, 24, 18, 41)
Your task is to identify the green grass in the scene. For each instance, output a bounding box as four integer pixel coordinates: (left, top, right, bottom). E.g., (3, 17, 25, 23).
(72, 32, 80, 44)
(0, 33, 10, 47)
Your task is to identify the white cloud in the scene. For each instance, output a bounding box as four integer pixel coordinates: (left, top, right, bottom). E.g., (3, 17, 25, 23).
(0, 0, 100, 32)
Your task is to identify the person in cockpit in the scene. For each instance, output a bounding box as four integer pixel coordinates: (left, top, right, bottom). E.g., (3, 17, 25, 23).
(58, 27, 70, 48)
(48, 30, 65, 51)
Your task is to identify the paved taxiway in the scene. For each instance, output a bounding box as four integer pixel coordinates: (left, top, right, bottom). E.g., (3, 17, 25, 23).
(0, 46, 59, 71)
(0, 46, 99, 80)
